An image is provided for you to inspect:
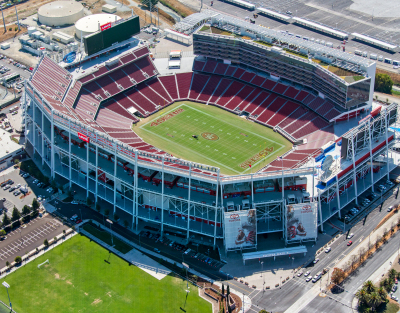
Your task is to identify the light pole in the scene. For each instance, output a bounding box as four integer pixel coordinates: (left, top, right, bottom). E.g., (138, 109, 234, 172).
(106, 219, 113, 247)
(2, 281, 11, 313)
(79, 208, 82, 221)
(260, 261, 263, 277)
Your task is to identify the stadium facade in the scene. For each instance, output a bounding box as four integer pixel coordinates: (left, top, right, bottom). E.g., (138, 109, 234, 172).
(23, 13, 399, 251)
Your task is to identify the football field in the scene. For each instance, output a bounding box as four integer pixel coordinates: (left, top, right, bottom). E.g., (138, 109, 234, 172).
(136, 102, 292, 175)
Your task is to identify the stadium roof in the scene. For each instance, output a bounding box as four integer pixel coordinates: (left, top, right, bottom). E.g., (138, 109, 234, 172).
(257, 7, 291, 21)
(210, 13, 372, 68)
(243, 246, 307, 262)
(174, 10, 218, 34)
(351, 33, 397, 51)
(292, 17, 348, 39)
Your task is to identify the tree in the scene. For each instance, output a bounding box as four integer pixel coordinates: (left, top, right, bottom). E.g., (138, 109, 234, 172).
(53, 236, 57, 243)
(363, 281, 376, 294)
(43, 239, 49, 247)
(104, 209, 110, 217)
(5, 261, 9, 268)
(14, 256, 22, 264)
(13, 159, 19, 165)
(227, 284, 230, 297)
(32, 198, 39, 210)
(96, 203, 101, 213)
(367, 292, 382, 310)
(258, 310, 269, 313)
(375, 73, 393, 94)
(113, 213, 119, 221)
(11, 206, 20, 222)
(331, 268, 346, 285)
(0, 230, 5, 238)
(389, 269, 397, 281)
(2, 213, 10, 227)
(350, 255, 358, 270)
(222, 283, 224, 295)
(22, 205, 30, 216)
(377, 286, 387, 301)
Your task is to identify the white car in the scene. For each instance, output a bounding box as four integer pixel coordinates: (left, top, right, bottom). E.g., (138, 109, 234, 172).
(347, 233, 354, 239)
(388, 206, 394, 212)
(33, 179, 39, 184)
(297, 272, 303, 277)
(325, 247, 331, 253)
(304, 271, 311, 277)
(306, 277, 312, 282)
(70, 214, 78, 221)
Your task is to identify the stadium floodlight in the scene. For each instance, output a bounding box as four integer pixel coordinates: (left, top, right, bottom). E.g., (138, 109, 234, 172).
(2, 281, 12, 312)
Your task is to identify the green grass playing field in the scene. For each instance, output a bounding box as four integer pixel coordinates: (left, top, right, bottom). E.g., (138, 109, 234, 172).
(0, 235, 211, 313)
(136, 101, 292, 175)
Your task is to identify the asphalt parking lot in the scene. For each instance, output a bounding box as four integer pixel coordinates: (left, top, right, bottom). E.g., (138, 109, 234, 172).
(0, 214, 68, 266)
(0, 167, 55, 215)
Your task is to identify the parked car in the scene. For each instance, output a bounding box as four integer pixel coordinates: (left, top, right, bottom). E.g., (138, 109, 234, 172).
(75, 219, 82, 224)
(13, 190, 21, 196)
(388, 206, 394, 212)
(33, 179, 39, 184)
(347, 240, 353, 246)
(347, 233, 354, 239)
(313, 258, 320, 264)
(297, 271, 303, 277)
(304, 271, 311, 277)
(70, 214, 78, 221)
(306, 277, 312, 282)
(3, 185, 10, 190)
(71, 201, 79, 205)
(325, 247, 331, 253)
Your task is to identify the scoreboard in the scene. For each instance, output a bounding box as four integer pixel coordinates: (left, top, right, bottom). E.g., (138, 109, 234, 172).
(84, 16, 140, 56)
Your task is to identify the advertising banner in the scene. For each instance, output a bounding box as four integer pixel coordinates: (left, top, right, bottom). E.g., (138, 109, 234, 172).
(100, 22, 112, 31)
(224, 209, 256, 250)
(286, 202, 318, 242)
(78, 132, 89, 143)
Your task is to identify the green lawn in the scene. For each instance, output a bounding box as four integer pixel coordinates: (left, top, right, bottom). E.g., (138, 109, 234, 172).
(136, 101, 292, 174)
(0, 235, 211, 313)
(82, 223, 133, 254)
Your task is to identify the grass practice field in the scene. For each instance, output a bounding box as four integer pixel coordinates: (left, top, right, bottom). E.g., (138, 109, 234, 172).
(0, 235, 211, 313)
(136, 101, 292, 174)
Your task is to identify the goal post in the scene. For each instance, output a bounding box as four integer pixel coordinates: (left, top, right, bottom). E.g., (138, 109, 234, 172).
(37, 259, 49, 269)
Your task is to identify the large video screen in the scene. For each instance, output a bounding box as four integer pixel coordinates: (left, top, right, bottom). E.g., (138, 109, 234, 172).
(286, 202, 318, 242)
(224, 209, 257, 250)
(84, 16, 140, 56)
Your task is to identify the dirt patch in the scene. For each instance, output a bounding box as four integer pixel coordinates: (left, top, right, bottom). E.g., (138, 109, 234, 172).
(84, 292, 89, 296)
(54, 273, 60, 279)
(159, 0, 195, 18)
(0, 25, 27, 43)
(66, 280, 72, 285)
(106, 291, 112, 297)
(91, 298, 102, 305)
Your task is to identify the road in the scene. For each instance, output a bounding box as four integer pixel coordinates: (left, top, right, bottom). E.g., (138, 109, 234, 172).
(246, 186, 400, 312)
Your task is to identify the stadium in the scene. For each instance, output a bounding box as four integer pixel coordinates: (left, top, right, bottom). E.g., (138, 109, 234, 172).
(23, 12, 400, 253)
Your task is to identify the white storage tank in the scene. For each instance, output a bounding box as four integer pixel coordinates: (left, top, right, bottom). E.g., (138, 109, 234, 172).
(75, 14, 121, 39)
(38, 1, 84, 27)
(27, 26, 36, 35)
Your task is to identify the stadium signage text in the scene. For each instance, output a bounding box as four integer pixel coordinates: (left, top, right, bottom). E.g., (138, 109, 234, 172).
(151, 108, 184, 127)
(240, 147, 274, 169)
(100, 22, 112, 31)
(78, 132, 90, 143)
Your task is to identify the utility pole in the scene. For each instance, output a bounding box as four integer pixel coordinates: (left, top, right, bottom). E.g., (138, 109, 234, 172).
(14, 5, 20, 31)
(1, 7, 5, 32)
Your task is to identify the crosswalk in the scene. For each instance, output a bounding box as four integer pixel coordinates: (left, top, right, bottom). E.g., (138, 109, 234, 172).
(0, 219, 62, 261)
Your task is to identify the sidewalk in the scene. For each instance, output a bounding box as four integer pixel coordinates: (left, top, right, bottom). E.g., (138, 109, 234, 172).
(285, 210, 400, 313)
